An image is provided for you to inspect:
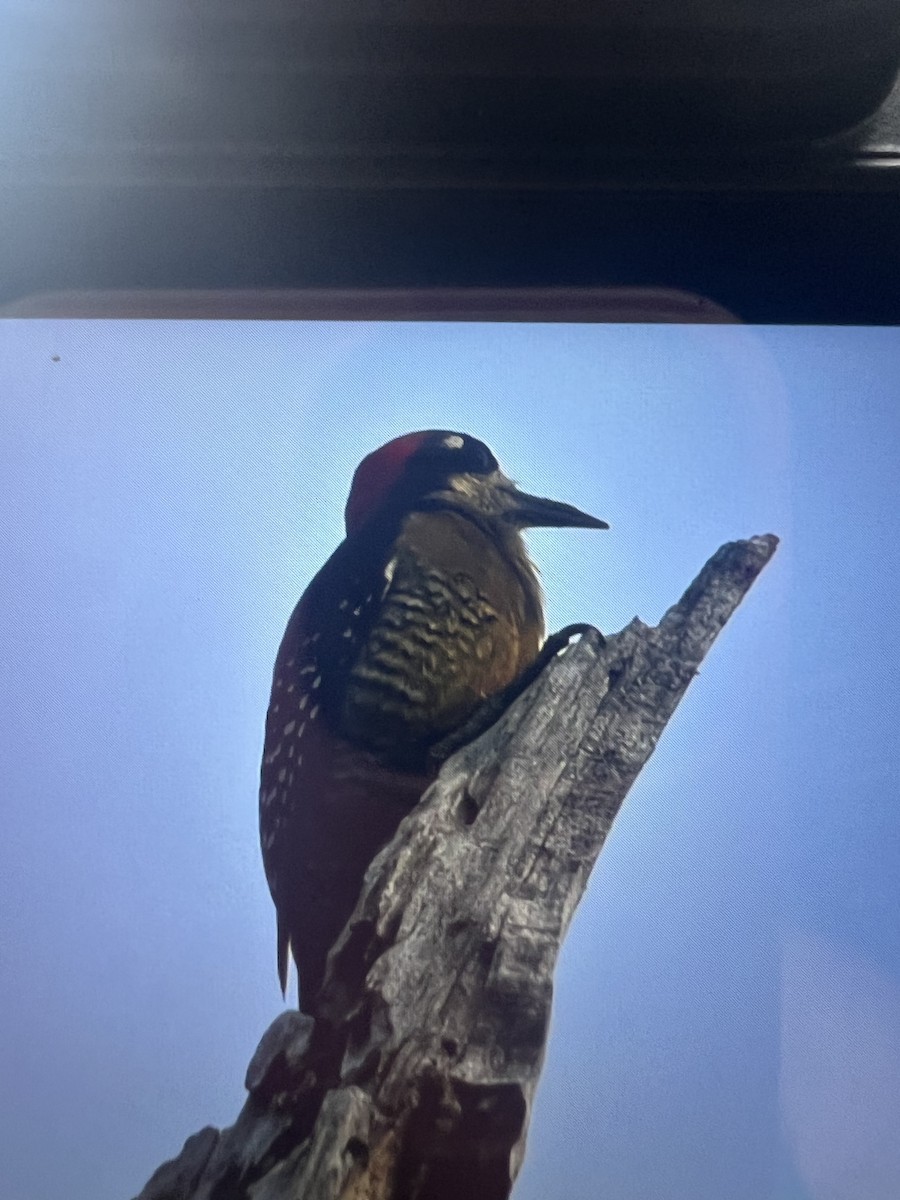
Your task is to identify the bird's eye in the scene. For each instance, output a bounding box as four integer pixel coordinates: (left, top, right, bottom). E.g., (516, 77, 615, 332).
(427, 434, 497, 475)
(460, 437, 498, 475)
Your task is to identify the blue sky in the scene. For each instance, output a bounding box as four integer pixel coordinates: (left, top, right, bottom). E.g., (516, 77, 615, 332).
(1, 319, 898, 1200)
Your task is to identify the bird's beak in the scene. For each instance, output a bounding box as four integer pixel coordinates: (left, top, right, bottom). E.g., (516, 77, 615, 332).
(503, 485, 609, 531)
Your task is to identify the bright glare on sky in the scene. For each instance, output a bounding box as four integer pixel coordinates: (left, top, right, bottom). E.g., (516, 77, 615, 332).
(1, 319, 899, 1200)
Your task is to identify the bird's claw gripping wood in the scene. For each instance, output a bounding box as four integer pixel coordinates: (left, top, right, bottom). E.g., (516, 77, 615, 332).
(427, 623, 604, 766)
(260, 431, 607, 1010)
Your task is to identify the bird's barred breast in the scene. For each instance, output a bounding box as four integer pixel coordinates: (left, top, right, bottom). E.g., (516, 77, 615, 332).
(339, 512, 542, 760)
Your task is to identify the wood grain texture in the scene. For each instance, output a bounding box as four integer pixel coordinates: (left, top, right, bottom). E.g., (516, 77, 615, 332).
(135, 533, 778, 1200)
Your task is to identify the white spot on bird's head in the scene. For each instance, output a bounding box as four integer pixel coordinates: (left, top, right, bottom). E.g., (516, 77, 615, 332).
(442, 434, 465, 449)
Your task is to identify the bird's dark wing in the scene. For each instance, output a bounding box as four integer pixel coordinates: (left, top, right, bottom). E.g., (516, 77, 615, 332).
(259, 531, 408, 1000)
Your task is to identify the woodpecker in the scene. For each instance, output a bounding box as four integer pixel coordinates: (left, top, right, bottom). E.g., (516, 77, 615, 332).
(260, 430, 607, 1011)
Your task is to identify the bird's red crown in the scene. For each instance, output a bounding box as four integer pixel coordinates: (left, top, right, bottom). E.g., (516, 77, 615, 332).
(344, 431, 431, 535)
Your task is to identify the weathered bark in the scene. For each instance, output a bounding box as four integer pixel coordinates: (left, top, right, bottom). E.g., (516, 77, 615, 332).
(135, 533, 778, 1200)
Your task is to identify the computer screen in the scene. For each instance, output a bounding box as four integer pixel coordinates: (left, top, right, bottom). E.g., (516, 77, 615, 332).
(1, 304, 896, 1200)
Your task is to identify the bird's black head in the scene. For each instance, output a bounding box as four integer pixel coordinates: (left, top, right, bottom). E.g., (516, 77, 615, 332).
(344, 430, 498, 535)
(344, 430, 608, 536)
